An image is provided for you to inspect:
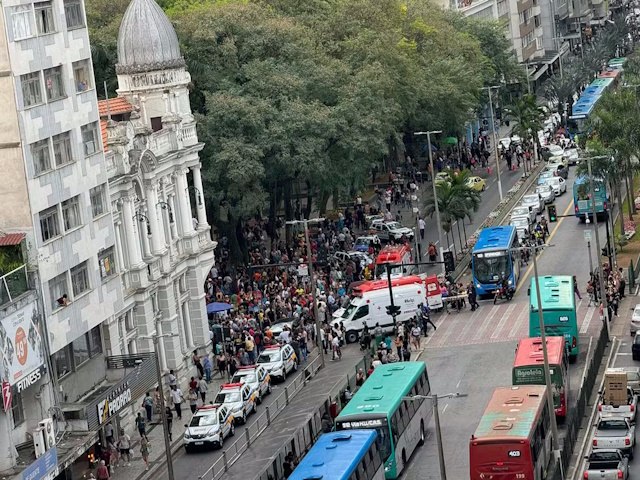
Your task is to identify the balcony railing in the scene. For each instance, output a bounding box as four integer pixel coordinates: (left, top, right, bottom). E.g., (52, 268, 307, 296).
(0, 264, 29, 308)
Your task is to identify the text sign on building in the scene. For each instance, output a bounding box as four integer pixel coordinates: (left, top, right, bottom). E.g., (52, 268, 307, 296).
(96, 382, 132, 425)
(14, 364, 46, 394)
(0, 302, 44, 387)
(2, 381, 11, 412)
(22, 447, 57, 480)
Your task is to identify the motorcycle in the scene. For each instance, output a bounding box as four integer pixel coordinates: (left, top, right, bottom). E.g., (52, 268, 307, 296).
(493, 285, 515, 304)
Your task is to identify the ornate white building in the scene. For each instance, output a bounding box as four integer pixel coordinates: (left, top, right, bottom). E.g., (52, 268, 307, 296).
(100, 0, 215, 374)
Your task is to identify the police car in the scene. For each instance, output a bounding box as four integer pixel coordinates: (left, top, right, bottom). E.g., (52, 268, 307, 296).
(231, 365, 272, 403)
(214, 382, 258, 425)
(257, 344, 297, 382)
(183, 404, 234, 452)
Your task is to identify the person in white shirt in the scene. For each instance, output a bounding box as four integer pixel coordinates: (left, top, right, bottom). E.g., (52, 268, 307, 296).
(169, 386, 184, 419)
(418, 217, 426, 240)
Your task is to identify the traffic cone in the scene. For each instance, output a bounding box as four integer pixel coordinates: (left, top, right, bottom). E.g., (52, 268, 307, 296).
(487, 166, 492, 174)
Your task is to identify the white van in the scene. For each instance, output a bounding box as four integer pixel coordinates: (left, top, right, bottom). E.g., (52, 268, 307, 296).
(332, 276, 425, 343)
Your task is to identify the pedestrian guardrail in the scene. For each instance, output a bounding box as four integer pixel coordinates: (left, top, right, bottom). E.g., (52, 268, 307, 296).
(197, 353, 324, 480)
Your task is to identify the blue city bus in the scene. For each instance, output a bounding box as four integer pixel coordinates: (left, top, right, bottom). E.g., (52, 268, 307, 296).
(472, 226, 521, 296)
(573, 175, 609, 221)
(289, 430, 385, 480)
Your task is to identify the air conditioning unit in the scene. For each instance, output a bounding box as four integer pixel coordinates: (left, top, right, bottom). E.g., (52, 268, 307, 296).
(39, 418, 56, 450)
(33, 427, 46, 458)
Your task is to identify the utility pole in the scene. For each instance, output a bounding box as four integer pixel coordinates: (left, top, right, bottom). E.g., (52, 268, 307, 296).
(287, 218, 326, 368)
(481, 86, 504, 201)
(414, 130, 445, 274)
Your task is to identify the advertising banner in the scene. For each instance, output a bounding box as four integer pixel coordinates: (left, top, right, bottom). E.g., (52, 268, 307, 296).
(0, 302, 44, 387)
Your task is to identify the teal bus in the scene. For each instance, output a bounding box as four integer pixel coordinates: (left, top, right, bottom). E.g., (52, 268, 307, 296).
(529, 275, 579, 361)
(573, 175, 609, 221)
(335, 362, 431, 479)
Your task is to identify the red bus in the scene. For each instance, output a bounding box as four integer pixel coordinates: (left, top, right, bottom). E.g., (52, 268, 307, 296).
(512, 336, 569, 418)
(470, 385, 554, 480)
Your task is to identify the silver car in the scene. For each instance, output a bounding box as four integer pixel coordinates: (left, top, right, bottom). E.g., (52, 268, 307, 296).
(535, 184, 556, 204)
(510, 216, 530, 239)
(511, 205, 536, 224)
(545, 176, 566, 196)
(521, 194, 543, 216)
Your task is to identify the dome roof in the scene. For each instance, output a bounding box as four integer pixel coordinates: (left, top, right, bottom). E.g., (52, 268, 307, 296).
(116, 0, 185, 74)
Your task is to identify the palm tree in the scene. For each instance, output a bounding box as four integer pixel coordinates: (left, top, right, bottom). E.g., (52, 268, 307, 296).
(505, 94, 545, 172)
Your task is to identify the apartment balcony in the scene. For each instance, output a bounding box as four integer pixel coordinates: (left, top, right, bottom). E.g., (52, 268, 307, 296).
(458, 0, 495, 16)
(518, 0, 534, 13)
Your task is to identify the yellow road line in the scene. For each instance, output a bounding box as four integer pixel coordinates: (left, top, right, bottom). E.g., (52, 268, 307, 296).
(515, 200, 575, 293)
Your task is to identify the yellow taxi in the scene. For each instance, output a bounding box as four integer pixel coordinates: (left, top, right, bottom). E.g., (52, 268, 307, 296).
(466, 176, 486, 192)
(214, 382, 258, 425)
(231, 364, 272, 403)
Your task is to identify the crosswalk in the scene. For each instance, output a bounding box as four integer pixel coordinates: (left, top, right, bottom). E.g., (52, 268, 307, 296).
(425, 296, 599, 349)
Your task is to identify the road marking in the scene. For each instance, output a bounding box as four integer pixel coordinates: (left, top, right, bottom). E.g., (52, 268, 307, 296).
(442, 404, 449, 413)
(491, 303, 517, 339)
(618, 352, 632, 355)
(456, 379, 462, 389)
(515, 200, 575, 293)
(579, 306, 596, 334)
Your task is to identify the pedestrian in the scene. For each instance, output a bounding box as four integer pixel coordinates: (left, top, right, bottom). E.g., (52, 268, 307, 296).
(117, 429, 131, 466)
(140, 436, 150, 471)
(428, 242, 437, 262)
(618, 268, 626, 298)
(170, 385, 184, 419)
(373, 323, 383, 353)
(410, 324, 421, 351)
(197, 376, 208, 404)
(142, 391, 153, 422)
(189, 376, 198, 393)
(96, 460, 110, 480)
(418, 217, 426, 240)
(135, 412, 147, 439)
(203, 353, 213, 383)
(573, 275, 582, 300)
(188, 388, 198, 414)
(355, 368, 365, 387)
(467, 283, 479, 311)
(165, 406, 173, 441)
(167, 369, 177, 389)
(104, 422, 114, 445)
(193, 349, 204, 378)
(394, 335, 403, 359)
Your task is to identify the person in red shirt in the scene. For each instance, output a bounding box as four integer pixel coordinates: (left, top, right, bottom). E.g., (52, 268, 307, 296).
(96, 460, 110, 480)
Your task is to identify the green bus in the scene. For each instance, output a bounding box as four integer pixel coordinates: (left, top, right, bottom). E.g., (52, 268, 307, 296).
(529, 275, 579, 361)
(335, 362, 431, 479)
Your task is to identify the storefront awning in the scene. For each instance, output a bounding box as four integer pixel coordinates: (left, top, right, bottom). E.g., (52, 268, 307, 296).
(530, 64, 549, 81)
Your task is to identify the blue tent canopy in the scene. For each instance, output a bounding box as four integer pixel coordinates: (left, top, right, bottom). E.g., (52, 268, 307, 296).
(207, 302, 233, 314)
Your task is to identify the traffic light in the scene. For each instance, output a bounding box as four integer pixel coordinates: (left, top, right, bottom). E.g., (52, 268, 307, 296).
(547, 205, 557, 222)
(386, 305, 401, 317)
(443, 250, 455, 273)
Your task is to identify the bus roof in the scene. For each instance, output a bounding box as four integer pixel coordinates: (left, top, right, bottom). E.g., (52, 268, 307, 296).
(375, 244, 412, 264)
(472, 226, 517, 253)
(472, 385, 547, 441)
(513, 336, 565, 367)
(529, 275, 575, 311)
(288, 431, 378, 480)
(337, 362, 426, 419)
(353, 276, 423, 294)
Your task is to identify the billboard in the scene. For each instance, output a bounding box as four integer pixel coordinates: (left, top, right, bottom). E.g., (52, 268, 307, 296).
(0, 302, 44, 386)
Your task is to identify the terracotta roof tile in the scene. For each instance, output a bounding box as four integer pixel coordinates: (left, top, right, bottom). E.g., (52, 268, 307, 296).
(100, 120, 108, 151)
(98, 98, 133, 117)
(0, 233, 25, 247)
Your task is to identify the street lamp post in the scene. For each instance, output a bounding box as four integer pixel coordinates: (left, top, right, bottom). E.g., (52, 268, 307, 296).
(414, 131, 445, 274)
(286, 218, 326, 368)
(481, 86, 504, 201)
(403, 392, 467, 480)
(139, 331, 178, 480)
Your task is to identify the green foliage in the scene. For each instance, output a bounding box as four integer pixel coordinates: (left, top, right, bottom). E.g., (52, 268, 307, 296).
(423, 169, 481, 233)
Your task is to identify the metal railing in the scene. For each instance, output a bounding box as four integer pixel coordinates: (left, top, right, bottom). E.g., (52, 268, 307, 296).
(198, 353, 324, 480)
(0, 264, 29, 307)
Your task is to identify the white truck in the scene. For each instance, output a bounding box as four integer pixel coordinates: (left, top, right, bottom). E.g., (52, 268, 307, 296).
(592, 417, 635, 459)
(599, 387, 638, 423)
(583, 449, 629, 480)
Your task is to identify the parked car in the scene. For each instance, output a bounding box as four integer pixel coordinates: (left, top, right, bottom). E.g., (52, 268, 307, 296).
(372, 221, 414, 242)
(630, 304, 640, 336)
(544, 176, 567, 196)
(633, 332, 640, 361)
(543, 144, 564, 159)
(535, 184, 556, 204)
(538, 171, 554, 186)
(592, 417, 635, 459)
(583, 449, 629, 479)
(547, 155, 569, 169)
(332, 251, 373, 269)
(435, 172, 452, 186)
(544, 162, 568, 179)
(521, 194, 544, 216)
(565, 148, 579, 165)
(599, 387, 637, 423)
(511, 205, 536, 225)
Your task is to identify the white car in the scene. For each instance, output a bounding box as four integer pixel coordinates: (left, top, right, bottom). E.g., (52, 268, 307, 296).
(257, 344, 297, 381)
(268, 319, 294, 338)
(231, 365, 272, 403)
(214, 382, 258, 425)
(511, 205, 536, 224)
(631, 304, 640, 336)
(373, 221, 414, 242)
(545, 176, 567, 196)
(521, 194, 544, 216)
(332, 251, 373, 269)
(183, 404, 235, 452)
(510, 216, 530, 240)
(535, 184, 556, 204)
(564, 148, 579, 165)
(545, 144, 564, 158)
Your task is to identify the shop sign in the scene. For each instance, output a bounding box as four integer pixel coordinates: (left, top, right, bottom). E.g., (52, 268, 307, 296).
(2, 381, 11, 412)
(23, 446, 57, 480)
(14, 364, 46, 394)
(96, 382, 132, 425)
(0, 302, 44, 387)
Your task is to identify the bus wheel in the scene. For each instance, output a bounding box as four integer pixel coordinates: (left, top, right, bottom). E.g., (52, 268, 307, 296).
(418, 420, 425, 446)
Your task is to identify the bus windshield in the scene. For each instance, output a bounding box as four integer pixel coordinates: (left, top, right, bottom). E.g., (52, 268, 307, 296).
(473, 252, 509, 284)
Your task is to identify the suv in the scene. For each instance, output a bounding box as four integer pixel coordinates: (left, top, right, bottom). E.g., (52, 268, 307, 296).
(183, 404, 235, 452)
(231, 365, 272, 403)
(373, 221, 414, 242)
(258, 344, 297, 381)
(214, 383, 258, 425)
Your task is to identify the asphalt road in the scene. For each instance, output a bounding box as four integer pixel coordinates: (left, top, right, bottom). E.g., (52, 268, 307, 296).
(400, 162, 613, 478)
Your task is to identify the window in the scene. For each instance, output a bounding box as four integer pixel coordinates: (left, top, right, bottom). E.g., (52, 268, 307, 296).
(88, 326, 102, 356)
(11, 5, 33, 40)
(72, 334, 89, 366)
(150, 117, 163, 132)
(61, 196, 81, 231)
(90, 184, 106, 218)
(44, 66, 65, 101)
(70, 261, 89, 296)
(64, 0, 84, 29)
(98, 247, 116, 278)
(11, 392, 25, 426)
(52, 131, 73, 166)
(31, 139, 52, 175)
(40, 206, 60, 242)
(353, 305, 369, 320)
(73, 59, 92, 92)
(49, 272, 68, 310)
(52, 348, 72, 379)
(81, 122, 99, 156)
(34, 1, 55, 34)
(21, 72, 43, 107)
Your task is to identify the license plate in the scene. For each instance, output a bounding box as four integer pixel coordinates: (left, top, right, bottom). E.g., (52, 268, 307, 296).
(194, 442, 204, 446)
